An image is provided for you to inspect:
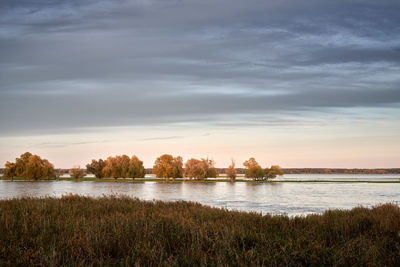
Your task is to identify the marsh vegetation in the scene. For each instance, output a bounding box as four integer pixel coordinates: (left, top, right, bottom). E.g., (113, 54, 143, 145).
(0, 195, 399, 266)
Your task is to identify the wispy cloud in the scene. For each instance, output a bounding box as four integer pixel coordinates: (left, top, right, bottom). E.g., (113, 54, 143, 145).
(141, 136, 185, 141)
(31, 140, 111, 148)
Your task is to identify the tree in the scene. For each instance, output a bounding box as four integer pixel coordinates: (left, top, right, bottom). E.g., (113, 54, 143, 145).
(69, 166, 86, 179)
(264, 165, 283, 180)
(226, 160, 237, 181)
(184, 158, 201, 179)
(55, 168, 64, 179)
(129, 155, 146, 179)
(103, 156, 120, 179)
(25, 155, 45, 180)
(184, 158, 217, 180)
(42, 159, 55, 180)
(102, 155, 141, 179)
(86, 159, 106, 179)
(3, 161, 17, 181)
(153, 154, 183, 181)
(6, 152, 55, 180)
(15, 152, 32, 178)
(243, 158, 264, 180)
(119, 155, 131, 179)
(171, 156, 183, 181)
(203, 158, 218, 178)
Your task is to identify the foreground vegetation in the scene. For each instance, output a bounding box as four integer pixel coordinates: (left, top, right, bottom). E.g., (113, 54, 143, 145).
(0, 196, 399, 266)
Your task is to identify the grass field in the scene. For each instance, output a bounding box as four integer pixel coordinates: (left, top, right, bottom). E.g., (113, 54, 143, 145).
(0, 195, 399, 266)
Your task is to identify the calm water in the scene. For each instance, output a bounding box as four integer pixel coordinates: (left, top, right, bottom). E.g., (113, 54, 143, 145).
(1, 175, 399, 216)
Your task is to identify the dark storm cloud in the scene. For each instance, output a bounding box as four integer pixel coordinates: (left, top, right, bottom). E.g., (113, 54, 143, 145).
(0, 0, 399, 135)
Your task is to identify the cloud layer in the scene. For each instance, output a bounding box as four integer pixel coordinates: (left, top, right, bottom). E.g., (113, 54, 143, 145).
(1, 0, 400, 136)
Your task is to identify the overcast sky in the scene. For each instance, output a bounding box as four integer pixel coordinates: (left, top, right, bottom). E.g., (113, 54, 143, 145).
(1, 0, 399, 168)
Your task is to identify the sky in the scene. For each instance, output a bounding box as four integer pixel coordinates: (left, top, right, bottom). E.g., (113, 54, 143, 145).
(0, 0, 400, 168)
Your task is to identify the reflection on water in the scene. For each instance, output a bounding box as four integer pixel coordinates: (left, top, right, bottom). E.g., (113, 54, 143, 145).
(1, 180, 399, 216)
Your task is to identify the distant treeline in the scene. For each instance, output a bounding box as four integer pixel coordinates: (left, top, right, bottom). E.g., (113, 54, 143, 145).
(74, 168, 400, 175)
(2, 167, 400, 176)
(281, 168, 400, 174)
(2, 152, 399, 180)
(2, 152, 282, 181)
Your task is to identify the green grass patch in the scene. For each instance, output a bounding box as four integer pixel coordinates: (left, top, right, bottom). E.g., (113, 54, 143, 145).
(0, 195, 399, 266)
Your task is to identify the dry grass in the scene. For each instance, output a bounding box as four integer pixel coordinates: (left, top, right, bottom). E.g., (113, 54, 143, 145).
(0, 195, 399, 266)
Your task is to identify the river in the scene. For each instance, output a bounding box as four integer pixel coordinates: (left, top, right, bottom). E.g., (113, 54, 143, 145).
(1, 174, 399, 216)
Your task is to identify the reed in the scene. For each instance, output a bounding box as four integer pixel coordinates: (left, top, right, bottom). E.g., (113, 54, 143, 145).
(0, 195, 399, 266)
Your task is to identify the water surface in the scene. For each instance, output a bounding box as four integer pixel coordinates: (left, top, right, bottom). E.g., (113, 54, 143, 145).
(1, 179, 398, 216)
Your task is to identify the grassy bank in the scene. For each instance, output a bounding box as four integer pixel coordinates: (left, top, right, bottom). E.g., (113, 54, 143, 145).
(0, 196, 399, 266)
(1, 176, 400, 183)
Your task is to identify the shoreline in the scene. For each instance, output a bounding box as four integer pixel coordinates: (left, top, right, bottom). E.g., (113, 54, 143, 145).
(1, 177, 400, 183)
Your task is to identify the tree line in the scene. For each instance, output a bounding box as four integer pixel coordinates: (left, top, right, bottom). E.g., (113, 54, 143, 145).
(2, 152, 283, 181)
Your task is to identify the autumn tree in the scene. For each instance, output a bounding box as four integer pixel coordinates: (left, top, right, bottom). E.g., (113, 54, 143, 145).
(171, 156, 183, 181)
(3, 161, 17, 181)
(41, 159, 56, 180)
(184, 158, 217, 180)
(264, 165, 284, 180)
(225, 160, 237, 181)
(153, 154, 183, 181)
(202, 158, 218, 178)
(243, 158, 264, 180)
(119, 155, 131, 178)
(69, 166, 86, 179)
(24, 155, 55, 180)
(5, 152, 55, 180)
(15, 152, 32, 178)
(184, 158, 201, 179)
(86, 159, 106, 179)
(103, 156, 118, 178)
(129, 155, 146, 179)
(101, 155, 145, 179)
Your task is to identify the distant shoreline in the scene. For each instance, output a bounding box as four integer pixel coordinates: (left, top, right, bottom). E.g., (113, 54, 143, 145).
(1, 176, 400, 183)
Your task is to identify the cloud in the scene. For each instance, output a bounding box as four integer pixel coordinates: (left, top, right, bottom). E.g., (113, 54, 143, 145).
(0, 0, 399, 136)
(30, 140, 112, 148)
(141, 136, 185, 141)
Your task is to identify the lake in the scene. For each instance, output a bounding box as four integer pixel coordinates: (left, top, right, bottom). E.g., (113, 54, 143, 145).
(1, 174, 399, 216)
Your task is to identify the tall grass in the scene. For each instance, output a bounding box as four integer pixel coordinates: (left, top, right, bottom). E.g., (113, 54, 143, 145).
(0, 195, 399, 266)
